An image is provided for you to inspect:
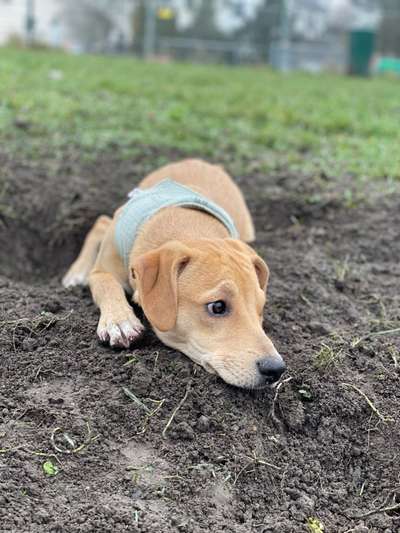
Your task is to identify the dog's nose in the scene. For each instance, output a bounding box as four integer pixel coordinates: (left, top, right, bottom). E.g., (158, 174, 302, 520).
(257, 357, 286, 382)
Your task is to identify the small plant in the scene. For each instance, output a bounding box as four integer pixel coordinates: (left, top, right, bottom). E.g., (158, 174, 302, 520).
(43, 459, 58, 477)
(314, 343, 342, 370)
(307, 517, 324, 533)
(334, 255, 350, 288)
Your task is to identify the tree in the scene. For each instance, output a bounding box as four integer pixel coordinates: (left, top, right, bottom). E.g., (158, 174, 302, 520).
(377, 0, 400, 54)
(182, 0, 221, 40)
(60, 0, 135, 52)
(234, 0, 284, 60)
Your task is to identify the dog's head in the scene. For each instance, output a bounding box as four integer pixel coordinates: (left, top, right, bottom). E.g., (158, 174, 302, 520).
(132, 239, 285, 388)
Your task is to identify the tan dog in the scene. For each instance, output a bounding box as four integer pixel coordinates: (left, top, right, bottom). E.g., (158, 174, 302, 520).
(62, 159, 285, 388)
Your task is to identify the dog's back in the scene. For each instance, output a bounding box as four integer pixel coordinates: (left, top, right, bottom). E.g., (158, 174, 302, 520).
(138, 159, 255, 243)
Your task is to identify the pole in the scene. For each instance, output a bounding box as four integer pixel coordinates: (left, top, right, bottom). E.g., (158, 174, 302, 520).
(279, 0, 291, 71)
(26, 0, 35, 45)
(143, 0, 157, 58)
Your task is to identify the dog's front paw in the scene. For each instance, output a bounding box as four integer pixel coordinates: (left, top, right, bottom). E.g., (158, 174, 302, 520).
(97, 313, 145, 348)
(62, 264, 89, 288)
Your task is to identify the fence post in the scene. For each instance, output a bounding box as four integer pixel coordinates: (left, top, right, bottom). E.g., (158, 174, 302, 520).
(144, 0, 157, 58)
(25, 0, 36, 45)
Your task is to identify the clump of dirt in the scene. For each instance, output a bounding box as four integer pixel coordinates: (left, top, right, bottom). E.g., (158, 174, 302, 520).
(0, 150, 399, 533)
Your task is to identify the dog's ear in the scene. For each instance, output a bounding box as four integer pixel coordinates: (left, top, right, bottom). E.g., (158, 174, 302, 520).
(253, 256, 269, 292)
(132, 242, 191, 332)
(225, 239, 269, 292)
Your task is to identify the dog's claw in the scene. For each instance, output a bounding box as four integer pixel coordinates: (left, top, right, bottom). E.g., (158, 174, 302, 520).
(97, 318, 144, 349)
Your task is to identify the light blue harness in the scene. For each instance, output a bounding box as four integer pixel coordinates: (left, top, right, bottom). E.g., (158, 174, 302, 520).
(115, 179, 239, 267)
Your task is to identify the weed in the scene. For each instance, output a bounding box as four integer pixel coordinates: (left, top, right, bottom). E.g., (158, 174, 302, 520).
(307, 517, 324, 533)
(43, 459, 59, 476)
(314, 342, 343, 370)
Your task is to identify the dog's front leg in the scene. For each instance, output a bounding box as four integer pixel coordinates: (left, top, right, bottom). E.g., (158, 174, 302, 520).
(89, 270, 144, 348)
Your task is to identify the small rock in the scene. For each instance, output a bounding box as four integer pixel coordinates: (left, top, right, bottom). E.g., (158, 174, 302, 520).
(352, 525, 368, 533)
(196, 415, 210, 433)
(313, 227, 327, 236)
(285, 401, 306, 430)
(308, 321, 333, 336)
(297, 494, 315, 513)
(22, 337, 37, 352)
(172, 422, 194, 441)
(43, 298, 63, 313)
(37, 509, 51, 523)
(334, 279, 345, 291)
(14, 117, 31, 130)
(292, 343, 304, 353)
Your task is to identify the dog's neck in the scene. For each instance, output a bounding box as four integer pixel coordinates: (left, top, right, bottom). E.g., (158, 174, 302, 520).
(130, 205, 230, 261)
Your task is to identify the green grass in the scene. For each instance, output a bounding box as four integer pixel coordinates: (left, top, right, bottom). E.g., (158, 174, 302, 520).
(1, 47, 399, 180)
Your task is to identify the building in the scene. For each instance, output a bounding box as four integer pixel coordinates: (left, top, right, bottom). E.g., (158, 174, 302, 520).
(0, 0, 135, 51)
(0, 0, 62, 46)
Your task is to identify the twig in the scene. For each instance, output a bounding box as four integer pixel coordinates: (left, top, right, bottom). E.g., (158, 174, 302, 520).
(300, 294, 313, 307)
(162, 381, 191, 439)
(2, 310, 73, 331)
(232, 461, 255, 486)
(352, 327, 400, 347)
(389, 346, 398, 368)
(4, 311, 73, 353)
(256, 459, 282, 471)
(22, 448, 62, 465)
(137, 398, 165, 435)
(50, 422, 100, 454)
(342, 383, 394, 423)
(0, 445, 24, 454)
(123, 386, 165, 434)
(269, 376, 293, 428)
(232, 451, 281, 486)
(123, 387, 152, 415)
(153, 351, 160, 371)
(346, 492, 400, 519)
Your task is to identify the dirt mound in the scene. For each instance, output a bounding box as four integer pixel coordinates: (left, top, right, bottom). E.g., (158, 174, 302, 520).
(1, 150, 399, 532)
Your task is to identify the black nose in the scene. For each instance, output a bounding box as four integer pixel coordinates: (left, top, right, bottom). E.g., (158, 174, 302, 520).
(257, 357, 286, 382)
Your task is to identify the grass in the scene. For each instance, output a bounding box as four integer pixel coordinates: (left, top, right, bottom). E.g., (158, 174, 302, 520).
(314, 342, 343, 370)
(0, 46, 399, 180)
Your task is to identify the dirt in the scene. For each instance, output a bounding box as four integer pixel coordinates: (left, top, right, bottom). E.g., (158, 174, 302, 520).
(0, 149, 399, 533)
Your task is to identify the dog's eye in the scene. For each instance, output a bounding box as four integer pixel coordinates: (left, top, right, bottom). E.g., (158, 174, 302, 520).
(206, 300, 228, 316)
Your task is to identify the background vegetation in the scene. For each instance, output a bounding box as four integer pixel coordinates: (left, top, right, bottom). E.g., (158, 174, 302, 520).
(1, 47, 399, 181)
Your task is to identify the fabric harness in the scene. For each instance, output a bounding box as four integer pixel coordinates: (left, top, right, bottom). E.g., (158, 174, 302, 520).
(114, 178, 239, 267)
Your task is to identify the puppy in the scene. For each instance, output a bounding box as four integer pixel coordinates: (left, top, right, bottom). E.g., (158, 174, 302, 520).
(62, 159, 285, 388)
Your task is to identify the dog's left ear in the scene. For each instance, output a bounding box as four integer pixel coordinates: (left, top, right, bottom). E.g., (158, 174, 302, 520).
(132, 242, 191, 332)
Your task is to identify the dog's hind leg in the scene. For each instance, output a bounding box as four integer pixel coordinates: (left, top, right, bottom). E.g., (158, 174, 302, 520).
(62, 215, 111, 288)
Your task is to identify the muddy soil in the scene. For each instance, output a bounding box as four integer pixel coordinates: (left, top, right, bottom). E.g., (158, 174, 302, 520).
(0, 150, 399, 533)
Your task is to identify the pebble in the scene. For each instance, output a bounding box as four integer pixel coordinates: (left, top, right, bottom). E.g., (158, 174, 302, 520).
(196, 415, 210, 432)
(352, 525, 368, 533)
(308, 321, 333, 336)
(334, 279, 345, 291)
(296, 494, 315, 513)
(22, 337, 37, 352)
(174, 422, 194, 440)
